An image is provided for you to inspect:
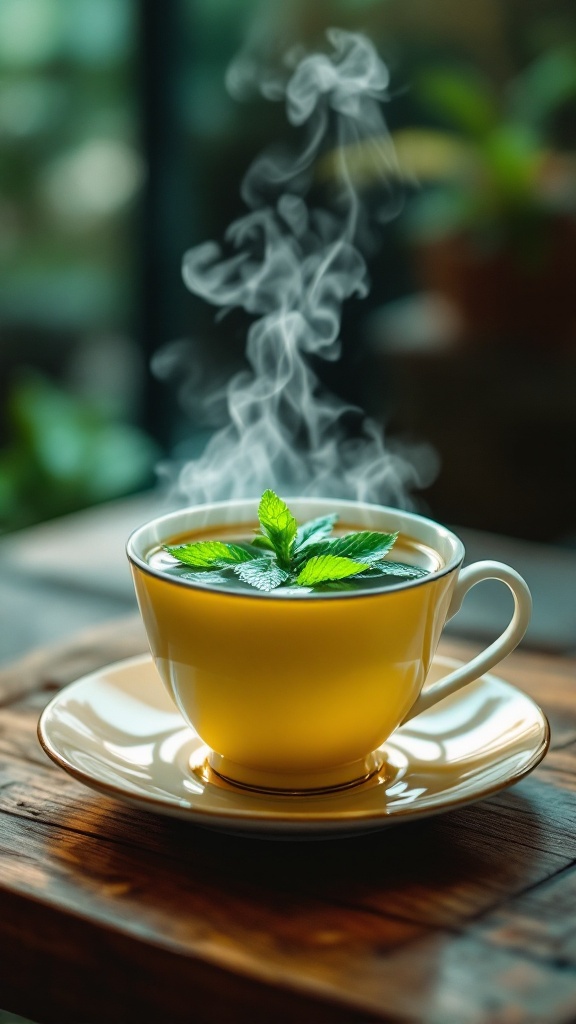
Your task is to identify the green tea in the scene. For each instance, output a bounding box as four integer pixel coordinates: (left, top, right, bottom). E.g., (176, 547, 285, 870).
(147, 522, 442, 596)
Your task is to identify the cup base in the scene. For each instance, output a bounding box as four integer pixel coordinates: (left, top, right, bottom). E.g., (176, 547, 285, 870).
(203, 750, 386, 795)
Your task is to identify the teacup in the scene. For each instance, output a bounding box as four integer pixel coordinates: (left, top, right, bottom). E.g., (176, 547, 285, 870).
(127, 498, 531, 793)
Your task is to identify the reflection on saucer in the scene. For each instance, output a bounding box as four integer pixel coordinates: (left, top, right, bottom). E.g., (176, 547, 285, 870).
(38, 654, 549, 839)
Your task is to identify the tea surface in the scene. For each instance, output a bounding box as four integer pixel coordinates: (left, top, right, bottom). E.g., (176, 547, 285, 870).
(147, 523, 442, 596)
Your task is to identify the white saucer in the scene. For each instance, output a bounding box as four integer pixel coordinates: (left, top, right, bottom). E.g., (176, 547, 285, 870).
(38, 654, 549, 839)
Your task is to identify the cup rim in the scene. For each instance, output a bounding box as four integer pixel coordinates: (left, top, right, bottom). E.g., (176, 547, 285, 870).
(126, 497, 465, 600)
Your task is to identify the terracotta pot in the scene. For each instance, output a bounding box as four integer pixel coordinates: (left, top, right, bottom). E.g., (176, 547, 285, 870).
(416, 216, 576, 349)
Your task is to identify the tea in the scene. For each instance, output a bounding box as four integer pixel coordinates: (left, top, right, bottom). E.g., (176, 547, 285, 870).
(146, 521, 443, 596)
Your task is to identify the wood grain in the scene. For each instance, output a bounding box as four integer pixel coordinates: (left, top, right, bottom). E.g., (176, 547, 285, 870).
(0, 615, 147, 704)
(1, 619, 576, 1023)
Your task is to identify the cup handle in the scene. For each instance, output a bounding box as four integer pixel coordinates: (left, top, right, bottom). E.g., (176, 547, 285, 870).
(404, 561, 532, 722)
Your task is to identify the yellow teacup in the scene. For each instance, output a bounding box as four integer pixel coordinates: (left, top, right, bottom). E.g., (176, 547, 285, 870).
(127, 498, 532, 793)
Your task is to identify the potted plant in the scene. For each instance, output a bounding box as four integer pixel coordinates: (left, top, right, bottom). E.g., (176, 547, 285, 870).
(393, 46, 576, 348)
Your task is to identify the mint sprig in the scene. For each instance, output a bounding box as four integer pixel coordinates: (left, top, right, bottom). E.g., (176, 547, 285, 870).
(163, 490, 430, 593)
(256, 489, 297, 568)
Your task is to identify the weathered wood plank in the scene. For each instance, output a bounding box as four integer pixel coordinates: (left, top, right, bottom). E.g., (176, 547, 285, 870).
(0, 887, 373, 1024)
(311, 778, 576, 927)
(0, 810, 428, 1022)
(0, 615, 147, 704)
(3, 807, 576, 1024)
(476, 861, 576, 966)
(537, 742, 576, 790)
(324, 928, 576, 1024)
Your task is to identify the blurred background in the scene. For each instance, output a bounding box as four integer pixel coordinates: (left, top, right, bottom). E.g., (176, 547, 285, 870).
(1, 0, 575, 543)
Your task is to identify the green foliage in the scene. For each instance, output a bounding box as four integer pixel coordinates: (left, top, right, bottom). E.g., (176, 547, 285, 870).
(403, 46, 576, 248)
(415, 67, 499, 140)
(0, 373, 159, 534)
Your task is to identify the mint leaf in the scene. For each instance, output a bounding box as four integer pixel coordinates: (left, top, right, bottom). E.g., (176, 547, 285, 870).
(234, 557, 290, 591)
(181, 569, 233, 585)
(164, 541, 259, 569)
(296, 554, 371, 586)
(333, 531, 398, 562)
(294, 513, 338, 552)
(358, 561, 429, 580)
(257, 489, 297, 568)
(295, 530, 398, 564)
(250, 534, 276, 552)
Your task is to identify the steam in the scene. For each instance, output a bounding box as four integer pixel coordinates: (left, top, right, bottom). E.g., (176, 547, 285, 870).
(160, 29, 436, 507)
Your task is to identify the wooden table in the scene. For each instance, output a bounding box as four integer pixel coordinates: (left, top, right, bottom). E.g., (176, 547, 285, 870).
(1, 617, 576, 1024)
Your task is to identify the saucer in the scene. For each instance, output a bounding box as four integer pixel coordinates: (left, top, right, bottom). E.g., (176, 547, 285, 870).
(38, 654, 549, 839)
